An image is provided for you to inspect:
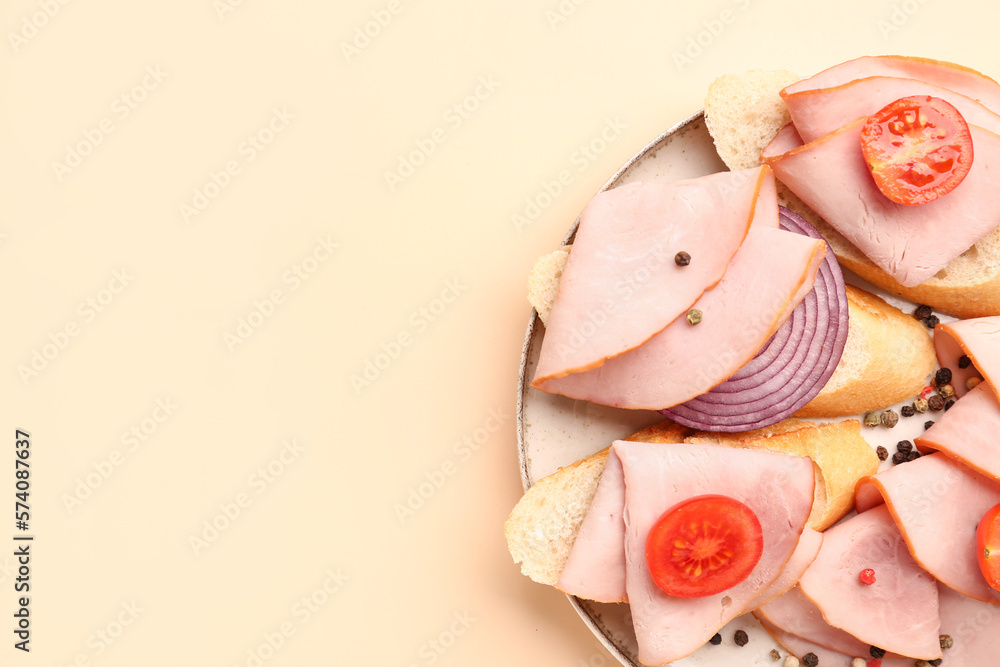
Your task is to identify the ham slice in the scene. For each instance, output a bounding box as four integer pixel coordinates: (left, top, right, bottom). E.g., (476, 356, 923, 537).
(938, 583, 1000, 664)
(784, 76, 1000, 144)
(746, 527, 822, 611)
(917, 383, 1000, 483)
(756, 585, 871, 656)
(532, 167, 771, 386)
(537, 224, 825, 409)
(857, 454, 1000, 604)
(782, 55, 1000, 113)
(856, 452, 1000, 604)
(765, 118, 1000, 287)
(556, 448, 626, 603)
(934, 316, 1000, 399)
(798, 505, 941, 660)
(614, 440, 814, 665)
(758, 617, 913, 667)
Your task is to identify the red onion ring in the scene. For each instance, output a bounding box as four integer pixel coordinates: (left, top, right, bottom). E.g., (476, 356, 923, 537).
(659, 207, 849, 431)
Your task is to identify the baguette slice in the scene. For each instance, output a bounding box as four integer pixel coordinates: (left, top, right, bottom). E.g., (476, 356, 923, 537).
(794, 285, 936, 417)
(504, 423, 691, 586)
(705, 69, 1000, 318)
(504, 419, 874, 588)
(527, 250, 932, 417)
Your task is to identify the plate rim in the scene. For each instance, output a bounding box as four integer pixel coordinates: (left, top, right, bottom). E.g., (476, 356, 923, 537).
(513, 108, 709, 667)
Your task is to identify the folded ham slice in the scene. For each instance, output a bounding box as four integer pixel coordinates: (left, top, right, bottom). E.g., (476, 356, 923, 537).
(798, 505, 941, 660)
(746, 527, 822, 611)
(784, 75, 1000, 144)
(614, 440, 814, 666)
(758, 616, 913, 667)
(532, 167, 772, 386)
(765, 118, 1000, 287)
(782, 55, 1000, 113)
(934, 316, 1000, 399)
(856, 452, 1000, 605)
(938, 583, 1000, 664)
(917, 383, 1000, 483)
(756, 585, 872, 656)
(556, 448, 626, 603)
(536, 223, 825, 409)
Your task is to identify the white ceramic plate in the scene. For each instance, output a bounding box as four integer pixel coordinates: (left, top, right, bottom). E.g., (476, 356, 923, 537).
(514, 111, 935, 666)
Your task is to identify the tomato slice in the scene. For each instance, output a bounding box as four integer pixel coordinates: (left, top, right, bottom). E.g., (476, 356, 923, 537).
(860, 95, 973, 205)
(645, 494, 763, 598)
(977, 502, 1000, 590)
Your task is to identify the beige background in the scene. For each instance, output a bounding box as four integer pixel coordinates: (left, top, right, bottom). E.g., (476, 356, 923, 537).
(1, 0, 998, 665)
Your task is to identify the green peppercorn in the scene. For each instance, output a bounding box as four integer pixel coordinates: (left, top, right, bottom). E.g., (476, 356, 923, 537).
(940, 634, 954, 650)
(864, 412, 880, 427)
(687, 309, 703, 325)
(938, 383, 956, 399)
(769, 649, 781, 661)
(880, 409, 899, 428)
(913, 398, 929, 414)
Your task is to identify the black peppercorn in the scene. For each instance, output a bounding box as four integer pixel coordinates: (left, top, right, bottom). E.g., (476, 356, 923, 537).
(959, 355, 972, 369)
(896, 440, 913, 454)
(733, 629, 748, 646)
(675, 251, 691, 267)
(892, 452, 907, 465)
(928, 395, 945, 411)
(936, 368, 953, 385)
(876, 446, 888, 461)
(870, 646, 886, 659)
(924, 315, 940, 328)
(945, 399, 955, 411)
(928, 659, 943, 666)
(907, 450, 921, 462)
(709, 633, 722, 645)
(924, 420, 935, 430)
(901, 405, 915, 417)
(801, 652, 819, 667)
(914, 305, 933, 320)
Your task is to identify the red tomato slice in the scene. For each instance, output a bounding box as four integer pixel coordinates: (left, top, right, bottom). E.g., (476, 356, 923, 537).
(977, 502, 1000, 590)
(645, 494, 763, 598)
(860, 95, 973, 205)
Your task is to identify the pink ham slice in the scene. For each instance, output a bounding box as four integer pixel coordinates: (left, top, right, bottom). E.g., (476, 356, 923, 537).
(934, 316, 1000, 399)
(917, 383, 1000, 483)
(784, 76, 1000, 144)
(756, 585, 871, 656)
(556, 448, 626, 603)
(532, 167, 771, 386)
(938, 583, 1000, 664)
(758, 617, 913, 667)
(782, 55, 1000, 112)
(855, 452, 1000, 605)
(764, 117, 1000, 287)
(536, 224, 825, 410)
(798, 505, 941, 660)
(746, 527, 822, 611)
(614, 440, 814, 666)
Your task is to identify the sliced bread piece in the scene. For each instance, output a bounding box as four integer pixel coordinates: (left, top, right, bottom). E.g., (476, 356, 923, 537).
(795, 285, 936, 417)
